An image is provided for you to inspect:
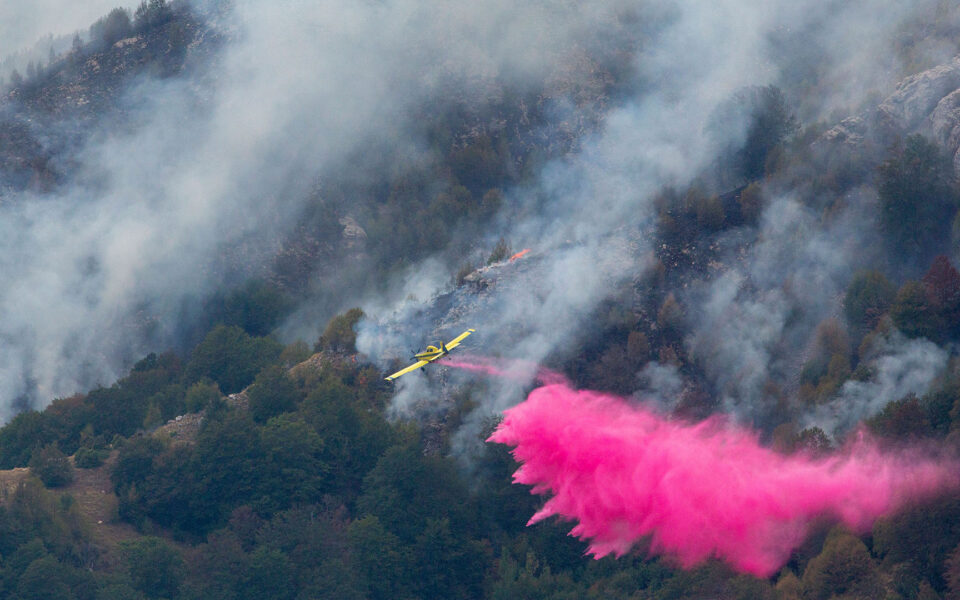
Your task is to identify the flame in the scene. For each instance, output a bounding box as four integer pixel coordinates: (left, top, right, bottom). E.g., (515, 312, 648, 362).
(508, 248, 531, 261)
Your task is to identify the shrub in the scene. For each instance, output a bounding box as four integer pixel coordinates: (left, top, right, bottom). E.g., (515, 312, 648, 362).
(317, 308, 364, 354)
(844, 270, 896, 331)
(29, 444, 74, 488)
(74, 447, 109, 469)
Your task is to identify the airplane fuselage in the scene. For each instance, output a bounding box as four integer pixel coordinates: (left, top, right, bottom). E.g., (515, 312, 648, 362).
(414, 344, 446, 362)
(384, 329, 474, 381)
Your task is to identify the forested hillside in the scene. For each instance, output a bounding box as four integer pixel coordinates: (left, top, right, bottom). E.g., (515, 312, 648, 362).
(4, 0, 960, 599)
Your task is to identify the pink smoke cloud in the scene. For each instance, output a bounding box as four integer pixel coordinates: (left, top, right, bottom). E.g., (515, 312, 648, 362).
(488, 382, 960, 577)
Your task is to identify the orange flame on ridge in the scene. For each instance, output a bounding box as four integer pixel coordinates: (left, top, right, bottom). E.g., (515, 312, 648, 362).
(509, 248, 531, 261)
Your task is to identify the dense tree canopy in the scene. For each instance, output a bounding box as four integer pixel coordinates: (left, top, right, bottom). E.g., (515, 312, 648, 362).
(878, 134, 960, 262)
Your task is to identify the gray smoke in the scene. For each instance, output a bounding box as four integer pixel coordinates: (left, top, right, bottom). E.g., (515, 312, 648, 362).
(683, 188, 884, 425)
(1, 0, 958, 432)
(0, 1, 129, 61)
(806, 331, 949, 434)
(0, 0, 673, 416)
(351, 0, 960, 462)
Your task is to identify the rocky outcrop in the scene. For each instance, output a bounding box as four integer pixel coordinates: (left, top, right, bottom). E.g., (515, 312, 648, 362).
(818, 116, 868, 149)
(339, 215, 368, 251)
(877, 57, 960, 132)
(929, 87, 960, 173)
(818, 56, 960, 172)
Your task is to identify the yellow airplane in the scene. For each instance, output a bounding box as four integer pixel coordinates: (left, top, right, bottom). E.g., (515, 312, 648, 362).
(385, 328, 475, 381)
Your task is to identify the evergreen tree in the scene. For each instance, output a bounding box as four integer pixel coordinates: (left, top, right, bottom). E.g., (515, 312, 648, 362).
(28, 444, 73, 488)
(879, 135, 959, 261)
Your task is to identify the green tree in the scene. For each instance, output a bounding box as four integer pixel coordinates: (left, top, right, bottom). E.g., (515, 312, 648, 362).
(255, 504, 358, 596)
(17, 555, 84, 600)
(248, 366, 300, 423)
(891, 280, 941, 340)
(133, 0, 171, 31)
(411, 517, 487, 600)
(487, 237, 512, 264)
(879, 134, 959, 260)
(348, 516, 411, 600)
(190, 410, 265, 529)
(873, 497, 960, 589)
(923, 255, 960, 339)
(208, 279, 292, 337)
(90, 7, 132, 48)
(0, 410, 56, 468)
(96, 580, 147, 600)
(74, 447, 108, 469)
(180, 530, 245, 599)
(258, 415, 327, 513)
(357, 442, 473, 543)
(111, 436, 165, 494)
(844, 270, 896, 331)
(279, 340, 312, 367)
(317, 308, 364, 354)
(87, 386, 144, 438)
(184, 325, 283, 394)
(801, 529, 882, 600)
(86, 356, 180, 438)
(121, 537, 183, 599)
(240, 547, 295, 600)
(867, 394, 932, 440)
(142, 403, 162, 430)
(945, 541, 960, 599)
(488, 546, 579, 600)
(710, 85, 799, 182)
(299, 378, 393, 500)
(775, 569, 802, 600)
(29, 443, 73, 488)
(793, 427, 833, 455)
(184, 380, 220, 413)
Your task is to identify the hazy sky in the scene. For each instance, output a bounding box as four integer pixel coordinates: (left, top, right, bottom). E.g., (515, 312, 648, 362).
(0, 1, 131, 59)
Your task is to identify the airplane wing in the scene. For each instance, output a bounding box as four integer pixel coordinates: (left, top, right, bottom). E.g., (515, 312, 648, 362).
(385, 360, 430, 381)
(444, 328, 475, 351)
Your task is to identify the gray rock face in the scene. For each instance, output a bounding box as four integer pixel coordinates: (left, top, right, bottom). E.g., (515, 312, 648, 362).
(929, 89, 960, 172)
(339, 215, 367, 250)
(818, 116, 868, 149)
(817, 56, 960, 172)
(878, 57, 960, 132)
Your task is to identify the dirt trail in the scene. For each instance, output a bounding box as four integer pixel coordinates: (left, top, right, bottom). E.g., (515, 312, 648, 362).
(62, 453, 142, 559)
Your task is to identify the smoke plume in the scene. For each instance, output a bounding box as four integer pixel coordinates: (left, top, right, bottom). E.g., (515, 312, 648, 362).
(3, 0, 960, 432)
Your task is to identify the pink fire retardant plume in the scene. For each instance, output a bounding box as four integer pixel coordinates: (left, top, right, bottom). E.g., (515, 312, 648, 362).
(487, 383, 960, 577)
(444, 355, 566, 385)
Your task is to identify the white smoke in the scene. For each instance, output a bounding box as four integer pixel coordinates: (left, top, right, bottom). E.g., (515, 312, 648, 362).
(0, 1, 131, 61)
(806, 331, 949, 435)
(683, 190, 884, 423)
(358, 0, 959, 456)
(1, 0, 957, 428)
